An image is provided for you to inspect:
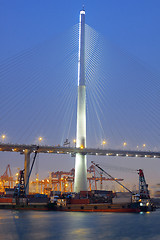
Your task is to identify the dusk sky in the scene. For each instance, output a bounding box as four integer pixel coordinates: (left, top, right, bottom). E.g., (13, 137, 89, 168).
(0, 0, 160, 190)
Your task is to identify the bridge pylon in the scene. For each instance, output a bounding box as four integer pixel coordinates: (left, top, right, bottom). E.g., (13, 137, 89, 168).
(74, 9, 87, 192)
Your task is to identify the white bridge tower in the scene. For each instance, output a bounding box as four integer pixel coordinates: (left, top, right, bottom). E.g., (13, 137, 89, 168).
(74, 9, 87, 192)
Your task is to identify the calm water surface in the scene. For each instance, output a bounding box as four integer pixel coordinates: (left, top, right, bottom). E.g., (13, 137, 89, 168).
(0, 209, 160, 240)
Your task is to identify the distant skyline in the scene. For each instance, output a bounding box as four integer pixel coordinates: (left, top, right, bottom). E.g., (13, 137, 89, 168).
(0, 1, 160, 189)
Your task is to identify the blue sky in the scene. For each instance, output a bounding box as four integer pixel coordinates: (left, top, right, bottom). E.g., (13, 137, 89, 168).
(0, 0, 160, 189)
(1, 0, 160, 70)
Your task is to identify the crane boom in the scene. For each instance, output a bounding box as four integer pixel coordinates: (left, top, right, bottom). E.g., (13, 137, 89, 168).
(25, 146, 39, 191)
(91, 161, 132, 193)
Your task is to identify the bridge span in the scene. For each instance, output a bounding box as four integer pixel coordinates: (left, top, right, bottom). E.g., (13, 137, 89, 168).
(1, 143, 159, 194)
(0, 143, 160, 159)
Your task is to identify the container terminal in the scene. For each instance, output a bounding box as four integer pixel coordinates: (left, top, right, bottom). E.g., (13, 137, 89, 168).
(0, 150, 156, 213)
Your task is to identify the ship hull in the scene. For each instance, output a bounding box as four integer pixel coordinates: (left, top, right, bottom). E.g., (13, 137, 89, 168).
(0, 202, 141, 213)
(0, 203, 49, 211)
(0, 198, 154, 213)
(50, 202, 142, 213)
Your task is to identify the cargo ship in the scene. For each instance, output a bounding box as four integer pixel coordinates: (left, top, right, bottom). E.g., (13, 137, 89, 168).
(48, 188, 155, 213)
(0, 191, 154, 213)
(0, 179, 155, 213)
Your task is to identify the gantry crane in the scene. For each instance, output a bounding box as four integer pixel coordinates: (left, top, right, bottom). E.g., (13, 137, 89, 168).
(30, 164, 124, 194)
(0, 164, 14, 192)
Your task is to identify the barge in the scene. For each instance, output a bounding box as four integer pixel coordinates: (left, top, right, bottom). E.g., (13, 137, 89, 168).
(0, 156, 155, 213)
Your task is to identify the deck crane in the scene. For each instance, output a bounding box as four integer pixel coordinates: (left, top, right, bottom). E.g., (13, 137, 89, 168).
(138, 169, 150, 199)
(91, 161, 132, 193)
(25, 146, 39, 192)
(91, 162, 155, 211)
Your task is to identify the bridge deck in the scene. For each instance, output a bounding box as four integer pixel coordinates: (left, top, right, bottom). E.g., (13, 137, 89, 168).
(0, 143, 160, 159)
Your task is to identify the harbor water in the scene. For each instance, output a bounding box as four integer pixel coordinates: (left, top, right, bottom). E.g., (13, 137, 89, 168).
(0, 209, 160, 240)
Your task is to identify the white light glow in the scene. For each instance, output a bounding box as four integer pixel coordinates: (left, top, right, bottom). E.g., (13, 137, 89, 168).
(80, 10, 85, 15)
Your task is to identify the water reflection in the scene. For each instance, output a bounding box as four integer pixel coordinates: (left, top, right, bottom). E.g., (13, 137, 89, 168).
(0, 210, 159, 240)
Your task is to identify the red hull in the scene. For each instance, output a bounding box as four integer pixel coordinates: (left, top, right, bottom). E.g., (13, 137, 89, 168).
(55, 202, 141, 213)
(60, 208, 141, 213)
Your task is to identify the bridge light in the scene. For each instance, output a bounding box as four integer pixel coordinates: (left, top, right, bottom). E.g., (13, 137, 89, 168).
(73, 139, 76, 147)
(143, 144, 146, 148)
(123, 142, 127, 146)
(102, 140, 106, 149)
(12, 148, 17, 152)
(2, 135, 6, 140)
(38, 137, 43, 142)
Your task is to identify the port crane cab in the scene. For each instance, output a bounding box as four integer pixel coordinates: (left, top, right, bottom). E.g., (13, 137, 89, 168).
(132, 169, 154, 211)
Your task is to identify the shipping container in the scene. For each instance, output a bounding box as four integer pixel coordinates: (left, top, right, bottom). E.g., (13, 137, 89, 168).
(70, 199, 90, 204)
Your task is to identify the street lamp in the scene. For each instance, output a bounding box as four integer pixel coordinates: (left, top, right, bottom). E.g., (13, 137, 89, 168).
(123, 142, 127, 147)
(102, 140, 106, 149)
(73, 139, 76, 148)
(1, 134, 6, 142)
(143, 144, 146, 148)
(38, 137, 43, 144)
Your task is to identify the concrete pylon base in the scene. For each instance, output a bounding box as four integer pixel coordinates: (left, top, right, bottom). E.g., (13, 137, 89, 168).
(24, 149, 30, 195)
(74, 153, 87, 192)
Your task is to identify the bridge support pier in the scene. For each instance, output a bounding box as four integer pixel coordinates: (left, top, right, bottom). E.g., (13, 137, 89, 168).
(24, 149, 31, 195)
(74, 153, 87, 192)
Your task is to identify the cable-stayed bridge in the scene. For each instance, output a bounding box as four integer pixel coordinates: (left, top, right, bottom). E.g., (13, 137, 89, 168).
(1, 9, 160, 192)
